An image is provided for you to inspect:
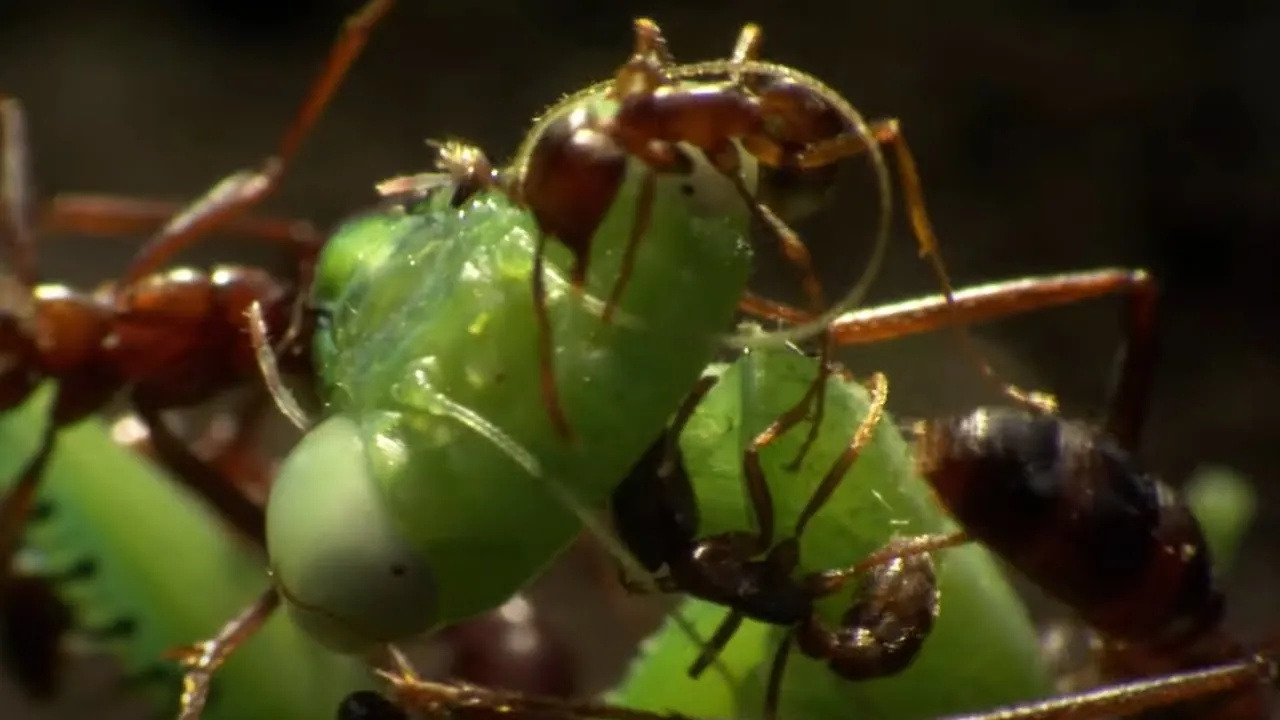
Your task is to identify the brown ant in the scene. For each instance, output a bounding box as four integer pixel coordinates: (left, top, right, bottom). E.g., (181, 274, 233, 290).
(719, 266, 1279, 719)
(370, 16, 905, 444)
(0, 1, 395, 699)
(0, 0, 396, 580)
(612, 361, 958, 720)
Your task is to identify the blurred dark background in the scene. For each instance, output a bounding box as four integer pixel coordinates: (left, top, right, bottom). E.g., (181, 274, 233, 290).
(0, 0, 1277, 717)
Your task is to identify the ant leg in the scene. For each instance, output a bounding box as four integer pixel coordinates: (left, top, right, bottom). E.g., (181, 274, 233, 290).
(172, 588, 280, 720)
(686, 611, 745, 678)
(747, 269, 1155, 412)
(791, 371, 888, 537)
(0, 423, 56, 590)
(762, 630, 796, 720)
(0, 96, 37, 286)
(131, 392, 266, 548)
(800, 120, 1056, 413)
(612, 374, 719, 588)
(247, 300, 313, 431)
(380, 645, 693, 720)
(932, 650, 1276, 720)
(40, 195, 320, 256)
(1100, 270, 1158, 452)
(601, 171, 655, 324)
(112, 401, 273, 509)
(122, 0, 394, 284)
(806, 531, 972, 599)
(531, 232, 573, 440)
(199, 395, 274, 505)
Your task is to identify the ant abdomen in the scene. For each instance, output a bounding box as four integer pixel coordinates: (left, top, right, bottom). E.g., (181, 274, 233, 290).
(915, 407, 1223, 646)
(797, 548, 938, 681)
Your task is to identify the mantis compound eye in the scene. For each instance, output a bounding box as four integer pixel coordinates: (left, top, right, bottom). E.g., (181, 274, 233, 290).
(266, 416, 439, 654)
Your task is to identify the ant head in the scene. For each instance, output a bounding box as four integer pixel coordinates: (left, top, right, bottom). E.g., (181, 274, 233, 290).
(752, 78, 847, 222)
(518, 103, 628, 273)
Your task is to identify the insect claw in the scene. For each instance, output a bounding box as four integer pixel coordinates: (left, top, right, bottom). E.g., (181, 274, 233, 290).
(172, 640, 222, 720)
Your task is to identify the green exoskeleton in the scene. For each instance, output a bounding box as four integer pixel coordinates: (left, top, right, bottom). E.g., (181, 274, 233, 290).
(172, 5, 911, 718)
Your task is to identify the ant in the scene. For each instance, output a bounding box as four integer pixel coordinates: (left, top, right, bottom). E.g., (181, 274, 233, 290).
(371, 15, 898, 443)
(612, 361, 954, 720)
(0, 1, 395, 699)
(0, 0, 397, 598)
(645, 264, 1278, 719)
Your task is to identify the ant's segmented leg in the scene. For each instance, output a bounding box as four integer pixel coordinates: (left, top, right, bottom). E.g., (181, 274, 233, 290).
(746, 269, 1156, 412)
(247, 300, 313, 432)
(199, 396, 275, 506)
(122, 0, 395, 284)
(612, 374, 719, 592)
(172, 588, 280, 720)
(932, 649, 1277, 720)
(596, 22, 672, 326)
(380, 644, 700, 720)
(804, 531, 971, 598)
(1100, 270, 1158, 452)
(531, 232, 574, 441)
(686, 612, 745, 678)
(798, 119, 1056, 413)
(601, 172, 655, 324)
(39, 195, 320, 255)
(791, 371, 888, 537)
(130, 392, 266, 547)
(0, 96, 37, 286)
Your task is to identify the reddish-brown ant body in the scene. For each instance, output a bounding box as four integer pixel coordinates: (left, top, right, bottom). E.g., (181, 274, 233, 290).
(643, 266, 1277, 720)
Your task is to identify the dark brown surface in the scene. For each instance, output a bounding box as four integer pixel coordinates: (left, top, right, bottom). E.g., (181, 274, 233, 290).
(0, 0, 1276, 717)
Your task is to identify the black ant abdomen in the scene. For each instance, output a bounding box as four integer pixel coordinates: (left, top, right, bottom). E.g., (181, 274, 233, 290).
(916, 406, 1223, 647)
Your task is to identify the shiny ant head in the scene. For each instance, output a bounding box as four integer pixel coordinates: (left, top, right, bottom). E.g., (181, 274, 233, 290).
(750, 76, 848, 222)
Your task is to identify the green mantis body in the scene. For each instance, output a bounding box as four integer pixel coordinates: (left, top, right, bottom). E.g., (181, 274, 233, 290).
(0, 385, 371, 719)
(614, 346, 1051, 720)
(267, 121, 755, 651)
